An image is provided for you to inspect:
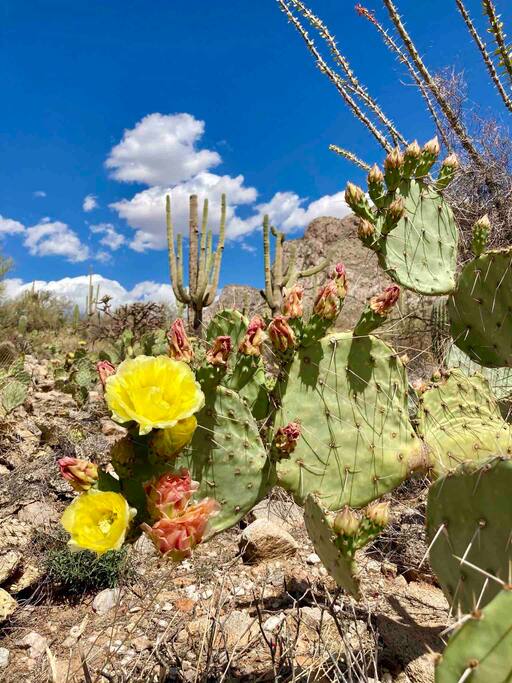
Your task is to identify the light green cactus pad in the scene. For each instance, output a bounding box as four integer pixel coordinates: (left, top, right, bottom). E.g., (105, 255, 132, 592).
(427, 457, 512, 614)
(206, 309, 249, 350)
(274, 333, 424, 510)
(418, 370, 511, 475)
(1, 380, 28, 414)
(174, 384, 273, 535)
(376, 180, 458, 295)
(448, 247, 512, 368)
(446, 345, 512, 404)
(304, 495, 360, 598)
(435, 586, 512, 683)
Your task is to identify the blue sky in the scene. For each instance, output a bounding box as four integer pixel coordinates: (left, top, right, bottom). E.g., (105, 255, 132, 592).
(1, 0, 511, 308)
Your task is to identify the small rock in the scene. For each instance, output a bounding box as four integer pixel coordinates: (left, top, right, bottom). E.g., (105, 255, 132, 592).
(101, 419, 127, 438)
(306, 553, 320, 565)
(0, 551, 21, 584)
(0, 588, 17, 622)
(239, 519, 298, 563)
(0, 647, 10, 669)
(18, 501, 57, 527)
(262, 612, 286, 632)
(20, 631, 48, 659)
(131, 636, 152, 652)
(92, 588, 121, 615)
(221, 611, 258, 649)
(7, 563, 42, 593)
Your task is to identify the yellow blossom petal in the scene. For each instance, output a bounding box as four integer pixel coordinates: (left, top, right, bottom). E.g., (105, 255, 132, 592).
(150, 416, 197, 459)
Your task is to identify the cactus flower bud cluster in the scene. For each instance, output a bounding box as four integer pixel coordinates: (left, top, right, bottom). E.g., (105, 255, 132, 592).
(370, 285, 401, 316)
(239, 315, 267, 356)
(206, 336, 232, 366)
(313, 280, 341, 321)
(344, 182, 375, 222)
(144, 469, 199, 519)
(168, 319, 194, 362)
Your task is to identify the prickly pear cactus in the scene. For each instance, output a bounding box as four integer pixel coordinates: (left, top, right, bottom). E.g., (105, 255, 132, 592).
(431, 298, 451, 364)
(448, 247, 512, 368)
(206, 309, 249, 350)
(0, 341, 17, 370)
(435, 586, 512, 682)
(174, 384, 273, 535)
(1, 380, 28, 413)
(427, 456, 512, 614)
(418, 369, 511, 475)
(304, 495, 360, 598)
(274, 332, 425, 509)
(376, 181, 458, 295)
(446, 345, 512, 406)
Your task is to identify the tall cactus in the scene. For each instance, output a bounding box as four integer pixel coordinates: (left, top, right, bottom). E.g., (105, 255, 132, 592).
(261, 215, 329, 315)
(166, 193, 226, 336)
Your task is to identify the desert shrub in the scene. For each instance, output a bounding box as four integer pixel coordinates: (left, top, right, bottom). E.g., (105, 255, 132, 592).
(89, 299, 172, 344)
(0, 289, 71, 333)
(45, 538, 133, 594)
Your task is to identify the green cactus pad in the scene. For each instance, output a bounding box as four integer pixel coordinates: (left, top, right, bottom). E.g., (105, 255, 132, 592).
(435, 586, 512, 683)
(1, 380, 28, 414)
(304, 495, 360, 598)
(174, 384, 273, 535)
(375, 180, 458, 295)
(206, 309, 249, 350)
(427, 457, 512, 614)
(274, 333, 424, 509)
(418, 370, 511, 475)
(448, 247, 512, 367)
(446, 345, 512, 404)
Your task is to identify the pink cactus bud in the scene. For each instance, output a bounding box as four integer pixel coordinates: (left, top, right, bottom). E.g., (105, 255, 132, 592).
(274, 422, 301, 455)
(313, 280, 340, 321)
(96, 360, 116, 388)
(369, 285, 401, 316)
(268, 316, 296, 353)
(144, 469, 199, 520)
(206, 336, 232, 367)
(331, 262, 348, 299)
(239, 315, 267, 356)
(168, 319, 194, 362)
(58, 457, 98, 492)
(141, 498, 220, 560)
(333, 506, 360, 536)
(365, 501, 390, 527)
(282, 286, 304, 318)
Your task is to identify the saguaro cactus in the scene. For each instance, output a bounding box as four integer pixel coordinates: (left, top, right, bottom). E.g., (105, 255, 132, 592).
(166, 193, 226, 335)
(261, 215, 329, 315)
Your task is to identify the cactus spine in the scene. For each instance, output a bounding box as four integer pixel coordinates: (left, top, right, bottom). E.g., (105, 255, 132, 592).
(166, 194, 226, 336)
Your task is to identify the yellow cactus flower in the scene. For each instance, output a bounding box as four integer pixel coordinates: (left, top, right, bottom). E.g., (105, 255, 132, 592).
(150, 416, 197, 460)
(104, 355, 204, 436)
(61, 490, 136, 554)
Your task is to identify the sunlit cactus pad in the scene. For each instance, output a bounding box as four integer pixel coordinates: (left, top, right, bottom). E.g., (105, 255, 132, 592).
(304, 495, 360, 598)
(174, 384, 272, 535)
(427, 456, 512, 614)
(448, 247, 512, 367)
(446, 345, 512, 404)
(435, 586, 512, 682)
(376, 180, 458, 295)
(274, 333, 423, 509)
(418, 369, 511, 475)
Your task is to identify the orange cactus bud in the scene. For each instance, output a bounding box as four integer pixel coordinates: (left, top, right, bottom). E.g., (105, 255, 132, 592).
(206, 336, 232, 366)
(282, 286, 304, 318)
(58, 457, 98, 492)
(369, 285, 401, 316)
(313, 280, 340, 321)
(268, 316, 296, 353)
(239, 315, 267, 356)
(144, 469, 199, 520)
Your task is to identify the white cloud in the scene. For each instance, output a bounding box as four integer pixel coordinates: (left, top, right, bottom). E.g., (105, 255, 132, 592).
(105, 113, 221, 186)
(24, 219, 90, 262)
(0, 215, 25, 236)
(33, 190, 47, 198)
(89, 222, 125, 250)
(95, 250, 112, 263)
(83, 194, 99, 212)
(110, 172, 257, 250)
(3, 274, 175, 312)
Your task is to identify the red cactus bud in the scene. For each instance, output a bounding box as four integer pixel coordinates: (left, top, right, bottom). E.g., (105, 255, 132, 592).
(96, 360, 116, 388)
(369, 285, 400, 316)
(313, 280, 340, 321)
(168, 319, 194, 362)
(331, 262, 348, 299)
(274, 422, 301, 455)
(206, 336, 232, 366)
(58, 457, 98, 492)
(268, 316, 296, 353)
(239, 315, 267, 356)
(282, 285, 304, 318)
(333, 506, 360, 536)
(144, 469, 199, 520)
(365, 501, 390, 527)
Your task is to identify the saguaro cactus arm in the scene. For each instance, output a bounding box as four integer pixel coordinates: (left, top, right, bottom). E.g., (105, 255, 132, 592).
(166, 195, 190, 304)
(204, 194, 226, 306)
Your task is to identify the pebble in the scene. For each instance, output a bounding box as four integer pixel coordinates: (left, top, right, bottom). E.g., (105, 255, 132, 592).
(0, 648, 10, 669)
(19, 631, 48, 659)
(306, 553, 321, 565)
(92, 588, 121, 615)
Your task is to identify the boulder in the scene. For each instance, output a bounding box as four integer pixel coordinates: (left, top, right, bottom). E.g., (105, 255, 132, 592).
(239, 519, 298, 563)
